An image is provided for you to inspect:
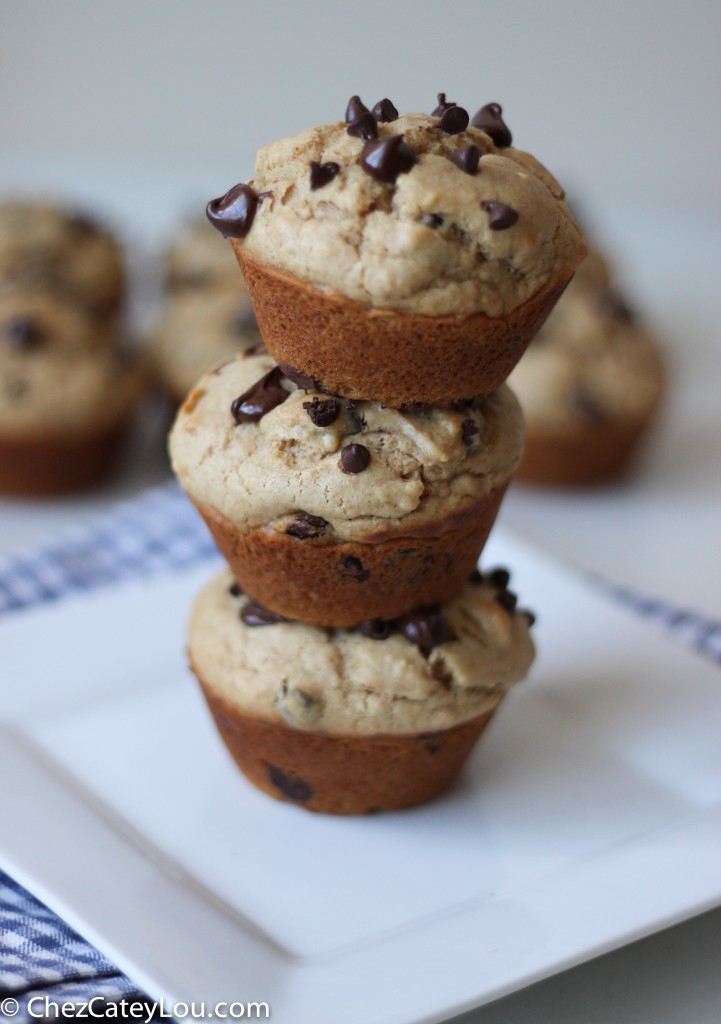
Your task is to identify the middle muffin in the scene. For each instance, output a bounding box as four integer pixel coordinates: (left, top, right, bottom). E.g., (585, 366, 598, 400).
(170, 352, 524, 627)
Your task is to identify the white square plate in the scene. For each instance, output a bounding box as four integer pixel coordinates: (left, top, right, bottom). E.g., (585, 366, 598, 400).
(1, 529, 720, 1024)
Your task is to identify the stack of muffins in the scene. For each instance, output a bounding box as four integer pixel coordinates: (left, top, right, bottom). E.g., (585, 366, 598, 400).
(170, 95, 586, 814)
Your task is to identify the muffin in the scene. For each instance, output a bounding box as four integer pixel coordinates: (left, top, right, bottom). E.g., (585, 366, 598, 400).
(170, 352, 524, 626)
(0, 201, 125, 324)
(188, 565, 536, 814)
(165, 214, 251, 295)
(509, 250, 665, 486)
(0, 291, 146, 495)
(206, 96, 586, 406)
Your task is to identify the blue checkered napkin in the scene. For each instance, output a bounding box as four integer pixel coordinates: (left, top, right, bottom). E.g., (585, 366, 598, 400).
(0, 870, 145, 1022)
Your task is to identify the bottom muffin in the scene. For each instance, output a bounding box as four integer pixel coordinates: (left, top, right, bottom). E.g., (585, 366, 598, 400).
(188, 566, 536, 814)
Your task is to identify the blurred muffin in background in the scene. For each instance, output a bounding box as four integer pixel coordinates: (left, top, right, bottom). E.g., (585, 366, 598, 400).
(151, 217, 263, 405)
(0, 202, 146, 497)
(508, 247, 665, 486)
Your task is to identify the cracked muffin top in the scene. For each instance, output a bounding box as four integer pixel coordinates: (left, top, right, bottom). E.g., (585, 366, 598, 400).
(169, 352, 524, 542)
(189, 566, 535, 734)
(207, 96, 586, 317)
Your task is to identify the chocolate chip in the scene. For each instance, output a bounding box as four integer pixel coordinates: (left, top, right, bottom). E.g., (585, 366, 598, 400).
(432, 93, 456, 116)
(400, 401, 432, 414)
(344, 399, 365, 434)
(360, 135, 416, 184)
(340, 443, 371, 473)
(371, 98, 398, 122)
(489, 567, 511, 589)
(347, 112, 378, 141)
(471, 102, 512, 147)
(468, 568, 484, 585)
(228, 581, 243, 597)
(449, 144, 480, 175)
(495, 589, 518, 613)
(267, 765, 313, 802)
(397, 606, 453, 656)
(242, 342, 267, 358)
(2, 316, 44, 350)
(285, 512, 328, 539)
(345, 95, 369, 122)
(241, 600, 287, 626)
(569, 388, 604, 421)
(302, 396, 340, 427)
(309, 161, 340, 191)
(67, 211, 98, 235)
(341, 555, 370, 583)
(231, 366, 288, 423)
(481, 201, 518, 230)
(461, 418, 479, 445)
(421, 213, 444, 229)
(278, 363, 325, 392)
(206, 183, 258, 238)
(358, 618, 393, 640)
(520, 608, 537, 627)
(598, 290, 636, 324)
(437, 105, 469, 135)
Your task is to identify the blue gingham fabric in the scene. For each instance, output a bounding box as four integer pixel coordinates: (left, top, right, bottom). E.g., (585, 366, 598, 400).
(0, 479, 719, 1016)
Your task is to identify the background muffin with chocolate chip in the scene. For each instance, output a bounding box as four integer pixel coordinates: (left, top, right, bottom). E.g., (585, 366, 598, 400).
(509, 246, 666, 486)
(169, 352, 524, 626)
(207, 94, 586, 406)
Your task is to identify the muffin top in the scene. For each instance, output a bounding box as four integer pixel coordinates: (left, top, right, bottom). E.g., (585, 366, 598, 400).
(0, 201, 125, 318)
(169, 352, 524, 542)
(207, 97, 585, 317)
(190, 566, 535, 734)
(509, 252, 665, 427)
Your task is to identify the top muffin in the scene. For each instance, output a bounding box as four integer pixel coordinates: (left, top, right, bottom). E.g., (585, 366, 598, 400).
(209, 97, 585, 317)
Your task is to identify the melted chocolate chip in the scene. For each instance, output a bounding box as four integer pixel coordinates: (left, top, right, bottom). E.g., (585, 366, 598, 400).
(347, 112, 378, 141)
(432, 93, 456, 116)
(461, 418, 479, 445)
(360, 135, 416, 184)
(285, 512, 328, 539)
(397, 606, 453, 656)
(302, 396, 340, 427)
(471, 102, 512, 147)
(278, 363, 324, 392)
(231, 366, 288, 423)
(2, 317, 44, 350)
(340, 443, 371, 473)
(437, 105, 469, 135)
(206, 183, 258, 238)
(372, 98, 399, 122)
(267, 765, 314, 802)
(341, 555, 370, 583)
(344, 399, 366, 435)
(481, 201, 518, 230)
(495, 589, 518, 614)
(228, 581, 243, 597)
(345, 95, 369, 122)
(309, 161, 340, 191)
(489, 567, 511, 588)
(358, 618, 393, 640)
(449, 144, 480, 175)
(241, 600, 287, 626)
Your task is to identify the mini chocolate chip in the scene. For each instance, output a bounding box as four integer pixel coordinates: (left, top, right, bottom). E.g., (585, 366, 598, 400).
(2, 317, 44, 349)
(469, 568, 484, 584)
(242, 342, 267, 358)
(231, 366, 288, 423)
(228, 581, 243, 597)
(341, 555, 370, 583)
(344, 399, 366, 434)
(340, 443, 371, 473)
(267, 765, 313, 802)
(309, 161, 340, 191)
(345, 95, 369, 122)
(481, 200, 519, 230)
(302, 396, 340, 427)
(421, 213, 444, 229)
(495, 589, 518, 613)
(397, 606, 453, 656)
(449, 144, 480, 175)
(520, 608, 537, 627)
(241, 600, 287, 626)
(285, 512, 328, 539)
(372, 98, 399, 122)
(206, 183, 258, 238)
(347, 111, 378, 141)
(438, 105, 469, 135)
(358, 618, 393, 640)
(360, 135, 416, 184)
(432, 93, 456, 116)
(569, 388, 605, 421)
(489, 568, 511, 588)
(471, 102, 512, 147)
(278, 363, 325, 392)
(598, 290, 636, 324)
(400, 401, 432, 414)
(461, 418, 479, 445)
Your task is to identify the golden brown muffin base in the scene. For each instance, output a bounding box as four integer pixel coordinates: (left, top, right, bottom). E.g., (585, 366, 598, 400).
(234, 248, 572, 407)
(0, 419, 133, 497)
(195, 665, 500, 814)
(516, 414, 658, 487)
(192, 484, 508, 627)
